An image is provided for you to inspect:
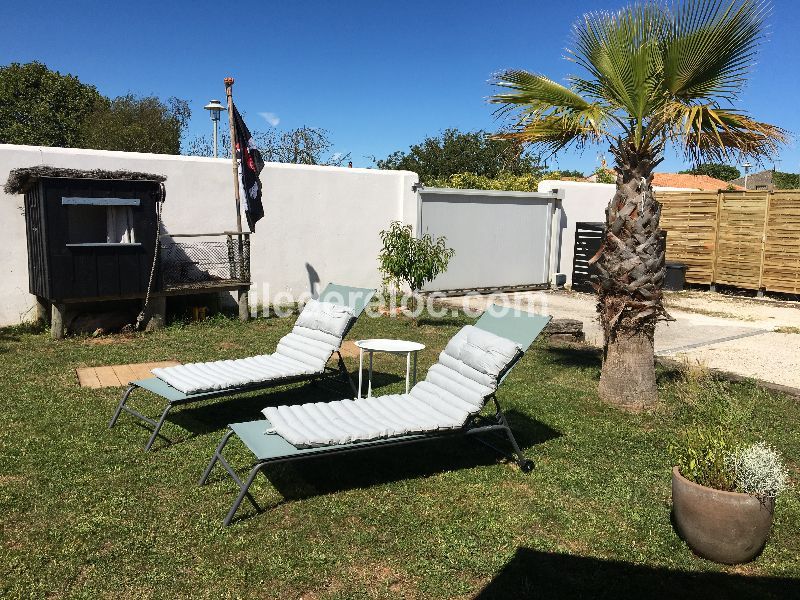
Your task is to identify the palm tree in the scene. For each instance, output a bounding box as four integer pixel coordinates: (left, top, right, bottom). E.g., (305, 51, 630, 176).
(490, 0, 784, 410)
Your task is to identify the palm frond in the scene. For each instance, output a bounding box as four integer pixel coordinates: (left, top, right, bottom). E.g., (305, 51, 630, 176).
(493, 112, 607, 156)
(662, 0, 769, 101)
(491, 70, 595, 111)
(662, 101, 786, 162)
(569, 1, 768, 110)
(489, 0, 784, 164)
(569, 3, 668, 133)
(490, 70, 610, 154)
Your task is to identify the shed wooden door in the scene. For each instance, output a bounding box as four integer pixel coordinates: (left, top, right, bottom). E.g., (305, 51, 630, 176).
(43, 179, 158, 301)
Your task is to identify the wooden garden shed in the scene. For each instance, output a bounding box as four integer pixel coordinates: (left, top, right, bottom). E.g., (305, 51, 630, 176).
(5, 166, 252, 338)
(5, 166, 166, 336)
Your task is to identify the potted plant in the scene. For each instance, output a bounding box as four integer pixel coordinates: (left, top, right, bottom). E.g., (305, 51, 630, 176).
(671, 429, 790, 564)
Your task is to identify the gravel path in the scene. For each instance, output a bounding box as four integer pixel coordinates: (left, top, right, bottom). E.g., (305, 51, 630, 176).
(664, 290, 800, 329)
(442, 290, 800, 392)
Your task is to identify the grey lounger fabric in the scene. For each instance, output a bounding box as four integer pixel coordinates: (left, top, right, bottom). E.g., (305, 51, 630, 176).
(151, 299, 355, 394)
(263, 325, 521, 447)
(201, 306, 550, 525)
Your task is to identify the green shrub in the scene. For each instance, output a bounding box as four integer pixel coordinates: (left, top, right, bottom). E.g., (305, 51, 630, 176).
(428, 171, 541, 192)
(666, 368, 792, 497)
(672, 433, 792, 498)
(670, 427, 735, 491)
(427, 169, 593, 192)
(377, 222, 454, 313)
(593, 167, 616, 184)
(664, 366, 758, 431)
(679, 163, 741, 182)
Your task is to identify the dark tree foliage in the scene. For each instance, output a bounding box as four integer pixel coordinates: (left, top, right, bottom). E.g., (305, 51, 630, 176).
(679, 163, 741, 181)
(0, 62, 190, 154)
(80, 94, 191, 155)
(773, 171, 800, 189)
(558, 169, 586, 178)
(0, 61, 103, 147)
(374, 128, 542, 182)
(187, 126, 350, 166)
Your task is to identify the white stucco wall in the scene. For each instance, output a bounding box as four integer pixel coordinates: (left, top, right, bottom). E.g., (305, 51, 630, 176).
(0, 144, 418, 325)
(538, 179, 698, 286)
(536, 180, 614, 286)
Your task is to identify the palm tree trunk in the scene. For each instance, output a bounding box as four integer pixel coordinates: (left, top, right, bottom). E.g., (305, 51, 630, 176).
(594, 140, 669, 410)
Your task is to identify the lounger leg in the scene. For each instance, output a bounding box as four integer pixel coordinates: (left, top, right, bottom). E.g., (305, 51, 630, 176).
(491, 397, 534, 473)
(144, 404, 173, 452)
(337, 351, 358, 395)
(108, 384, 177, 451)
(501, 423, 534, 472)
(367, 351, 373, 398)
(358, 348, 363, 399)
(199, 430, 235, 485)
(200, 429, 266, 525)
(224, 465, 264, 527)
(109, 384, 136, 428)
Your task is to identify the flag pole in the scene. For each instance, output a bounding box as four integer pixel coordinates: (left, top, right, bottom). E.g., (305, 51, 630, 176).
(224, 77, 243, 236)
(224, 77, 249, 321)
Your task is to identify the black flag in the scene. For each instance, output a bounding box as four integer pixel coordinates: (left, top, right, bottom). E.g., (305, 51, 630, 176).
(232, 103, 265, 231)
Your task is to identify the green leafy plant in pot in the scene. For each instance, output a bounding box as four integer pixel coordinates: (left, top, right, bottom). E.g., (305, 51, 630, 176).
(670, 429, 790, 564)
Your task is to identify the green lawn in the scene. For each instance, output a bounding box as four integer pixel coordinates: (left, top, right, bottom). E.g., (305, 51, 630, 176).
(1, 311, 798, 599)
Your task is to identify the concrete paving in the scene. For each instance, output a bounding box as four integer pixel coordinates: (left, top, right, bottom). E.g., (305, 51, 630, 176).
(442, 290, 800, 391)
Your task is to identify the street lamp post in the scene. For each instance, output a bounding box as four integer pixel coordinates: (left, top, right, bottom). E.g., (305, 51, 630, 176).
(742, 161, 752, 190)
(204, 99, 226, 158)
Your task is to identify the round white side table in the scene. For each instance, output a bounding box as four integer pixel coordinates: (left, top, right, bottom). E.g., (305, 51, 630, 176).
(355, 338, 426, 399)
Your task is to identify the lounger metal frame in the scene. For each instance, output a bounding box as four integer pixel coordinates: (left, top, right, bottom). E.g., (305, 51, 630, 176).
(200, 307, 551, 525)
(108, 283, 375, 451)
(202, 391, 532, 526)
(109, 356, 354, 451)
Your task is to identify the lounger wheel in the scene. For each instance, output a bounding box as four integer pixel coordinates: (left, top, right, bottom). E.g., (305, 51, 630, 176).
(519, 459, 534, 473)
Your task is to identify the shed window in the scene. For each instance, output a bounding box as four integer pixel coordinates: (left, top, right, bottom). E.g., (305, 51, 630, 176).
(65, 202, 137, 245)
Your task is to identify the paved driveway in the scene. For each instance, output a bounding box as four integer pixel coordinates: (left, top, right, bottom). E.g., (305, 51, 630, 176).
(443, 290, 800, 391)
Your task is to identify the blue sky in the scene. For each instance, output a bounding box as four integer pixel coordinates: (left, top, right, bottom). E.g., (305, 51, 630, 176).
(2, 0, 799, 174)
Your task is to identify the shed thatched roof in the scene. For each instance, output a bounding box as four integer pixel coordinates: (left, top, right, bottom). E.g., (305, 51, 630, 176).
(4, 166, 167, 194)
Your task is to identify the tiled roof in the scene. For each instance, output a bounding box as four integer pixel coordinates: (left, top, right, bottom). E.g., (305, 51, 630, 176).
(585, 170, 745, 190)
(652, 173, 742, 190)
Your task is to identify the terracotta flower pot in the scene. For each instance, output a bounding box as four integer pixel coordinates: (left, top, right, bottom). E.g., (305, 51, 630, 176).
(672, 466, 774, 564)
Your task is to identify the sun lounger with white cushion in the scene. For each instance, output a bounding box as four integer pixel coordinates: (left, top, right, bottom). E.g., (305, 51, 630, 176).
(108, 283, 375, 450)
(199, 305, 551, 525)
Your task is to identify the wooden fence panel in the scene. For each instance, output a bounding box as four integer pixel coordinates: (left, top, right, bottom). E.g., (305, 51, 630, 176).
(713, 192, 769, 289)
(658, 192, 718, 284)
(658, 190, 800, 294)
(762, 191, 800, 294)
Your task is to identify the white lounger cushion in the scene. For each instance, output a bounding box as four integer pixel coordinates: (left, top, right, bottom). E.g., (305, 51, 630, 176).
(295, 299, 354, 338)
(263, 325, 521, 448)
(151, 300, 355, 395)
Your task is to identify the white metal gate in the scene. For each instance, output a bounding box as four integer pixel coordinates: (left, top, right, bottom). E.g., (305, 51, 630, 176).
(418, 187, 561, 292)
